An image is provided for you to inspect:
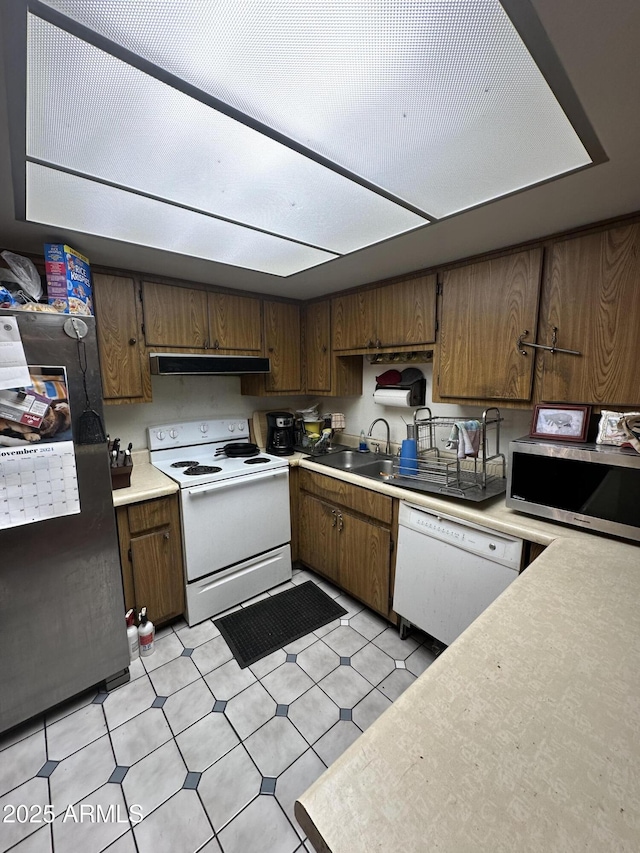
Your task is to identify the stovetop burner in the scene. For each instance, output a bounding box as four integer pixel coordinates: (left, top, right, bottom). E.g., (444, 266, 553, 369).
(244, 457, 270, 465)
(171, 460, 200, 468)
(183, 465, 222, 476)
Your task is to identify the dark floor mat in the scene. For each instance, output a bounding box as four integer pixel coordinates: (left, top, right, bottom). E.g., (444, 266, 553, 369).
(214, 581, 347, 669)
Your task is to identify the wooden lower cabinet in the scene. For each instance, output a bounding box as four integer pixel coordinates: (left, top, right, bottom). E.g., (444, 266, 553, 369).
(298, 470, 395, 619)
(338, 512, 391, 616)
(523, 541, 547, 569)
(116, 495, 185, 626)
(299, 493, 341, 585)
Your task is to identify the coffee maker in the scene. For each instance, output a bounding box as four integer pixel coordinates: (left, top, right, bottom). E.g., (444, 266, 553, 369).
(266, 411, 295, 456)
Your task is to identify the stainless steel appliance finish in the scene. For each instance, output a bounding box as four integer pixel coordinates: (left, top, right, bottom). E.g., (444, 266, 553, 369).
(0, 309, 130, 735)
(393, 502, 523, 646)
(149, 419, 292, 625)
(507, 437, 640, 541)
(149, 352, 270, 375)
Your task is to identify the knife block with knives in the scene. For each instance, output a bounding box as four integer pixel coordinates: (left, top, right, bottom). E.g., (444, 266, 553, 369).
(108, 438, 133, 490)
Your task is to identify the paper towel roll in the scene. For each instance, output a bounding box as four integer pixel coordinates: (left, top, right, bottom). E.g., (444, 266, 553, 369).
(373, 388, 412, 407)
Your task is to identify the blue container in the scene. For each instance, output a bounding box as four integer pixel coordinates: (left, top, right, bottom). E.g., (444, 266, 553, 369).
(399, 439, 418, 476)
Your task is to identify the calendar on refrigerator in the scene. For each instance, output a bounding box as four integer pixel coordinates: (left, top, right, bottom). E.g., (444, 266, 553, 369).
(0, 365, 80, 529)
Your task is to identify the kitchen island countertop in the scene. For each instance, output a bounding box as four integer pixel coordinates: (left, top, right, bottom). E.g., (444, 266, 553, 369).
(294, 453, 640, 852)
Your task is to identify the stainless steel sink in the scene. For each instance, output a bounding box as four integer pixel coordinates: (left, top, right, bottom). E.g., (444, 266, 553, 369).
(306, 449, 506, 502)
(352, 458, 395, 480)
(305, 449, 383, 470)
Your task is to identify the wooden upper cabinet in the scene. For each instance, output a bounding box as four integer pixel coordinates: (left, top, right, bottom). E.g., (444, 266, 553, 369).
(93, 274, 151, 404)
(264, 300, 301, 392)
(536, 223, 640, 406)
(332, 290, 377, 351)
(304, 300, 331, 393)
(436, 249, 543, 401)
(207, 292, 262, 353)
(332, 274, 437, 352)
(142, 281, 208, 348)
(375, 275, 437, 348)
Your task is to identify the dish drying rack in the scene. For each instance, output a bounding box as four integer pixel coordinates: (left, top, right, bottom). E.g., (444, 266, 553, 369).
(397, 406, 506, 498)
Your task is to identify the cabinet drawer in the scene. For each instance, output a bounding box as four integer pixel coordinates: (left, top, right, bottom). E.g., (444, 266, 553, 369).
(127, 497, 172, 534)
(299, 470, 392, 525)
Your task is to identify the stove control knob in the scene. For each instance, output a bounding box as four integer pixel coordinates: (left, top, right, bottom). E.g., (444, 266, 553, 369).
(228, 424, 236, 432)
(156, 430, 165, 441)
(169, 429, 178, 439)
(237, 423, 246, 431)
(200, 423, 208, 434)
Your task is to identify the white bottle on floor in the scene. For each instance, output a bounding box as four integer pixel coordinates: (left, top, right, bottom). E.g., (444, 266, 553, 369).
(138, 607, 155, 657)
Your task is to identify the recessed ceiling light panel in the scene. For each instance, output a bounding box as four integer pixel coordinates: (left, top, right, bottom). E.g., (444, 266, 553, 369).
(41, 0, 595, 218)
(27, 15, 426, 257)
(26, 162, 338, 276)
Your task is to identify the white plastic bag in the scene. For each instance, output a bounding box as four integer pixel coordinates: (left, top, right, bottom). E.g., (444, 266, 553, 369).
(1, 251, 43, 302)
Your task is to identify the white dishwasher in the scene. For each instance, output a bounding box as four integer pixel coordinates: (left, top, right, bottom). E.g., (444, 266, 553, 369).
(393, 502, 523, 646)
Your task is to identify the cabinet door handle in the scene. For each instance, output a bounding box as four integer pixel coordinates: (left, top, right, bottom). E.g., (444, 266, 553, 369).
(128, 337, 137, 345)
(375, 339, 382, 348)
(163, 532, 169, 540)
(213, 339, 220, 349)
(321, 345, 327, 353)
(517, 327, 581, 357)
(338, 513, 344, 532)
(331, 509, 338, 527)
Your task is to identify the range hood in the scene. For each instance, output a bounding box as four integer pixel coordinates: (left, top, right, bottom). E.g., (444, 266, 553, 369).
(149, 352, 270, 375)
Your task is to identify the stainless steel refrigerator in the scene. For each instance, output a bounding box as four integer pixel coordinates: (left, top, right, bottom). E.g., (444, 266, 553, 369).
(0, 308, 129, 734)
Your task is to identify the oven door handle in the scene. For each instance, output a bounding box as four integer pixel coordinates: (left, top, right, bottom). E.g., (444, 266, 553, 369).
(186, 468, 288, 496)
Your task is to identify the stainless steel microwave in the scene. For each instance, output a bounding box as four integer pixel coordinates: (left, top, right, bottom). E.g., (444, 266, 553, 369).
(506, 437, 640, 542)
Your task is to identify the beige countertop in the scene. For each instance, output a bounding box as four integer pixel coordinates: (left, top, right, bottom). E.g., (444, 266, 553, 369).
(112, 446, 640, 849)
(296, 452, 569, 545)
(294, 456, 640, 852)
(112, 451, 178, 507)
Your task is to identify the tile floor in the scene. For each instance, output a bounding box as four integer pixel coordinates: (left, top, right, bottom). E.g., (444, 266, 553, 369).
(0, 568, 442, 853)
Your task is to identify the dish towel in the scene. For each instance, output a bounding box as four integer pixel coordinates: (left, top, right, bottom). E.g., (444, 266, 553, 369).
(446, 420, 482, 458)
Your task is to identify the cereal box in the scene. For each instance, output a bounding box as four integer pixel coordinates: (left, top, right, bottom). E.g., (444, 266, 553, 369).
(45, 244, 93, 315)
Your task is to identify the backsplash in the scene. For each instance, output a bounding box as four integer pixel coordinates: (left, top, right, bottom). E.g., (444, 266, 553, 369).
(103, 362, 533, 453)
(102, 375, 310, 450)
(330, 361, 532, 452)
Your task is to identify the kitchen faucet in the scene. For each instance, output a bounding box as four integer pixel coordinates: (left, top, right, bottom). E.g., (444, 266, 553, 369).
(367, 418, 391, 455)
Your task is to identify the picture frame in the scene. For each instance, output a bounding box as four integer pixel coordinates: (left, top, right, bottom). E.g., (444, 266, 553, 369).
(529, 404, 591, 442)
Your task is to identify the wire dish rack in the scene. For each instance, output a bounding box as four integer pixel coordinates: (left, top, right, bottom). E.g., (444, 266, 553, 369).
(391, 406, 506, 500)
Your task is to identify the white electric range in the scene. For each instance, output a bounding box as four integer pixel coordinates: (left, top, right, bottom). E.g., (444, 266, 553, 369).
(149, 418, 292, 625)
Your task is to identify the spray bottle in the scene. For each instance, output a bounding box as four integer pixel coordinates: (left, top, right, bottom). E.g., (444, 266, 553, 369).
(125, 609, 139, 661)
(138, 607, 155, 657)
